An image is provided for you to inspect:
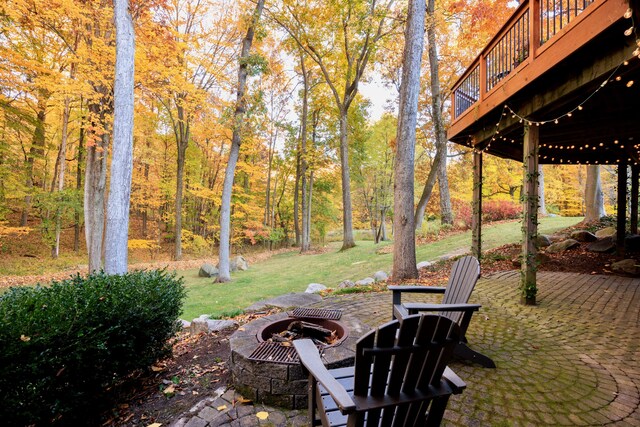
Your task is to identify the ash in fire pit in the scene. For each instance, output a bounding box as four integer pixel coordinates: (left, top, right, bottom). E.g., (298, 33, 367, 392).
(272, 320, 339, 345)
(259, 317, 348, 347)
(229, 311, 366, 409)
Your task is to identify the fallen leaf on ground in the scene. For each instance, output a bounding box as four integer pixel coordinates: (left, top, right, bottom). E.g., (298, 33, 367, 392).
(163, 385, 175, 395)
(151, 365, 163, 372)
(147, 423, 162, 427)
(217, 405, 227, 411)
(256, 411, 269, 420)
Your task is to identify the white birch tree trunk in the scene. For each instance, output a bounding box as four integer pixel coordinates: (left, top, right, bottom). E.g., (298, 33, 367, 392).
(538, 164, 548, 215)
(392, 0, 425, 280)
(585, 165, 606, 222)
(105, 0, 135, 274)
(218, 0, 265, 282)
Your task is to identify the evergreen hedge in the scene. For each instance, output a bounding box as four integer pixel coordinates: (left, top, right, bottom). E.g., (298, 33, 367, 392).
(0, 270, 186, 425)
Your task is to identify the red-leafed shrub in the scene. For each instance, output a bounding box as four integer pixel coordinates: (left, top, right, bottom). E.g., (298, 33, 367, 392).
(451, 199, 522, 229)
(482, 200, 522, 222)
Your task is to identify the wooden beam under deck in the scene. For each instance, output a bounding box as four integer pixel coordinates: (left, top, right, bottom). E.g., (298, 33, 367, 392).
(449, 0, 629, 143)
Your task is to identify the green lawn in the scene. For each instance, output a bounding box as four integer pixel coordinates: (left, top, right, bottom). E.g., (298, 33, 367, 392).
(179, 216, 581, 320)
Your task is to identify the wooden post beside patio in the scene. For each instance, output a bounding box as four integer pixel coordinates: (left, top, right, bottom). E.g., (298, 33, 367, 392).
(521, 123, 539, 305)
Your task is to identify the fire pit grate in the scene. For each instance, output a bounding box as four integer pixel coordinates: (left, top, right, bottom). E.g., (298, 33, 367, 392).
(291, 308, 342, 320)
(248, 341, 321, 365)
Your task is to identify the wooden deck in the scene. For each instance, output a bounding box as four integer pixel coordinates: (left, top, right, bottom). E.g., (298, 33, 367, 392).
(447, 0, 640, 164)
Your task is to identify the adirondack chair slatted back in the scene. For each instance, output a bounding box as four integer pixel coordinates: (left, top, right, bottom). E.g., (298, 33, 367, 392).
(352, 314, 461, 427)
(441, 256, 480, 324)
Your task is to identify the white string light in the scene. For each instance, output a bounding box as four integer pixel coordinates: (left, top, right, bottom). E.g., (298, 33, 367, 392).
(468, 7, 638, 162)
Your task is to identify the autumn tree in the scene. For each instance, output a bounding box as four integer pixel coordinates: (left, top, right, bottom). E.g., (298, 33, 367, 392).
(270, 0, 396, 251)
(218, 0, 265, 282)
(145, 0, 241, 260)
(104, 0, 135, 274)
(354, 114, 395, 242)
(392, 0, 424, 280)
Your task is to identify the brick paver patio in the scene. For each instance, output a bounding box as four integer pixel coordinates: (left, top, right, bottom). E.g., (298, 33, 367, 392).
(174, 271, 640, 426)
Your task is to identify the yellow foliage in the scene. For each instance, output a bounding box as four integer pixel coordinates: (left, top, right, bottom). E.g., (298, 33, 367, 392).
(128, 239, 160, 250)
(0, 222, 32, 238)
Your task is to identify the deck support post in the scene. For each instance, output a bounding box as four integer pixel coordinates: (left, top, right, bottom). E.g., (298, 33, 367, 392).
(472, 151, 483, 260)
(521, 124, 539, 305)
(617, 163, 628, 255)
(631, 165, 638, 234)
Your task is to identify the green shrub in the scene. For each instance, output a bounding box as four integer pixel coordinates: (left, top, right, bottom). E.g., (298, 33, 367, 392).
(0, 270, 186, 426)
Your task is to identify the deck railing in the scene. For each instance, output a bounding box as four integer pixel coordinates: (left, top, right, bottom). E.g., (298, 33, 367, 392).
(452, 0, 595, 120)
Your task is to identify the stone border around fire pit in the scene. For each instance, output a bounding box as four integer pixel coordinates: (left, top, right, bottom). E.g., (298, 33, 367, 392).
(229, 311, 368, 409)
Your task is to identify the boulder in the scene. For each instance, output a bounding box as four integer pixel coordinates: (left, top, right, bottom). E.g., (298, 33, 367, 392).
(231, 255, 249, 271)
(355, 277, 375, 286)
(373, 271, 388, 282)
(189, 317, 237, 334)
(611, 259, 640, 275)
(190, 318, 210, 334)
(545, 239, 580, 254)
(305, 283, 327, 294)
(337, 280, 356, 289)
(570, 230, 598, 243)
(536, 235, 552, 247)
(216, 256, 249, 272)
(595, 227, 616, 239)
(416, 261, 433, 269)
(206, 319, 237, 332)
(586, 236, 616, 253)
(199, 263, 219, 278)
(625, 235, 640, 252)
(180, 319, 191, 329)
(547, 234, 566, 243)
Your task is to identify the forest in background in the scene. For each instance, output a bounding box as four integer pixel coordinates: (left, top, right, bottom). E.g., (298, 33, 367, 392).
(0, 0, 616, 266)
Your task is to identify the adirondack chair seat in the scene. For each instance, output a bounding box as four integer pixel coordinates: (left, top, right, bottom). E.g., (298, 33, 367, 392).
(294, 314, 466, 427)
(389, 256, 496, 368)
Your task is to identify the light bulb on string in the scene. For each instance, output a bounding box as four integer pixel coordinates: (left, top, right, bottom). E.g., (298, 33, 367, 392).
(624, 8, 633, 19)
(625, 27, 634, 36)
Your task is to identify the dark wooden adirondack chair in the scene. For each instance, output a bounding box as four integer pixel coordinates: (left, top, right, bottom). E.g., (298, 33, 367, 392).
(293, 314, 466, 427)
(389, 255, 496, 368)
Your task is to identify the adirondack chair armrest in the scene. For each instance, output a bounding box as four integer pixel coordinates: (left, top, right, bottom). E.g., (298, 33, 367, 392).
(403, 303, 481, 336)
(443, 367, 466, 394)
(293, 339, 357, 414)
(403, 303, 481, 313)
(389, 286, 447, 312)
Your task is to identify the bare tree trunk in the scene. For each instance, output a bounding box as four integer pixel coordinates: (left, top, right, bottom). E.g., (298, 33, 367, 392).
(105, 0, 135, 275)
(218, 0, 265, 282)
(414, 144, 443, 230)
(538, 164, 548, 216)
(293, 146, 301, 245)
(173, 101, 190, 261)
(300, 55, 311, 253)
(52, 98, 71, 259)
(585, 165, 606, 222)
(74, 124, 84, 253)
(338, 111, 356, 250)
(22, 95, 47, 226)
(84, 123, 108, 273)
(392, 0, 425, 280)
(426, 0, 453, 225)
(307, 169, 313, 244)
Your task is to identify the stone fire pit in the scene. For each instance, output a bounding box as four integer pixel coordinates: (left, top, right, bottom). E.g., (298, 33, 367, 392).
(229, 311, 368, 409)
